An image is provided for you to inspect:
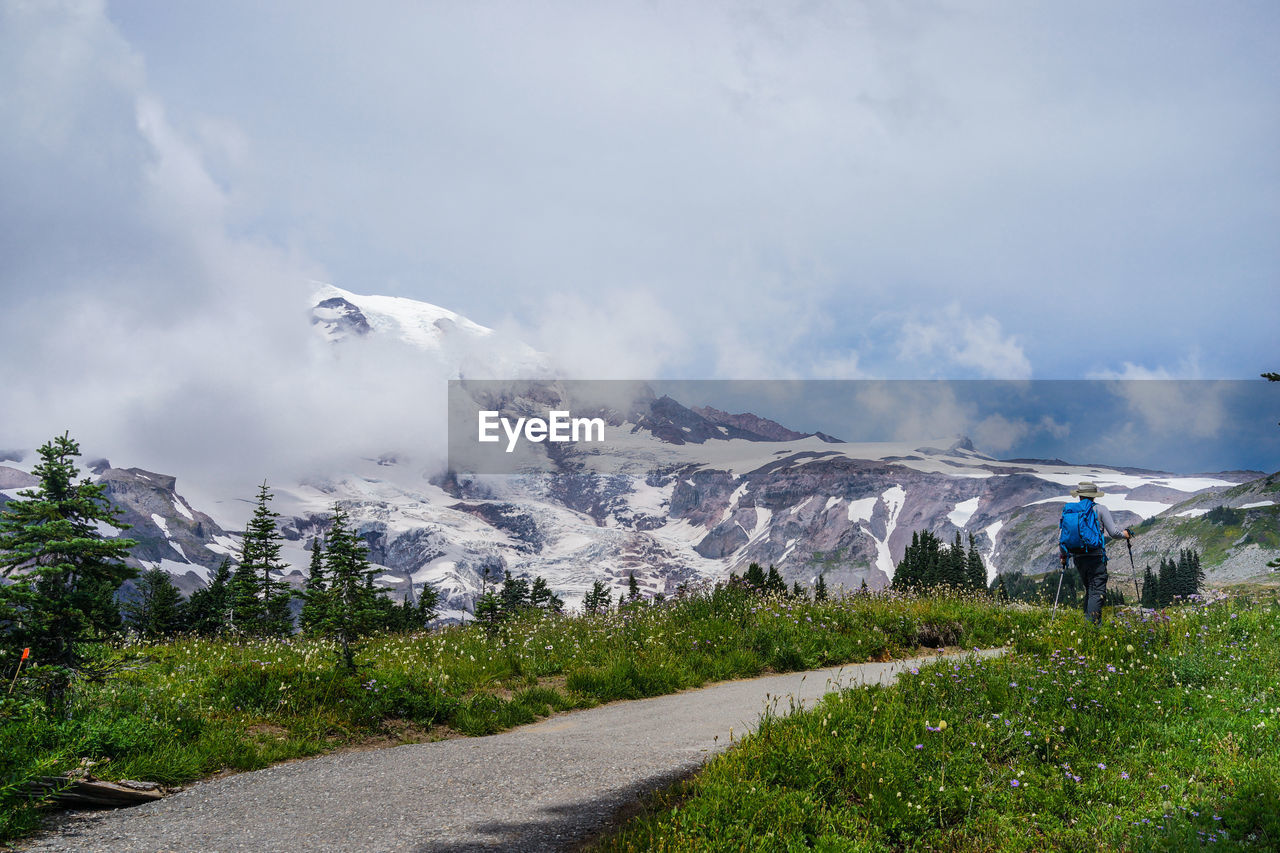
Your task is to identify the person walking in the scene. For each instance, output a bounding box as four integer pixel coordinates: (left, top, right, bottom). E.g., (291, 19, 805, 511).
(1059, 481, 1132, 624)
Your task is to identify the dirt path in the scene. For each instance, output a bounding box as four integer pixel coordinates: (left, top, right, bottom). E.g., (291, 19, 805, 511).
(21, 649, 1002, 852)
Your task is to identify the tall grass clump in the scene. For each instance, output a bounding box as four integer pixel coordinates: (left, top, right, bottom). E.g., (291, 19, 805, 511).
(593, 594, 1280, 851)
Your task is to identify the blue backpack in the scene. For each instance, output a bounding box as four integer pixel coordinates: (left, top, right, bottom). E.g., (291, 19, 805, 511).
(1059, 499, 1105, 554)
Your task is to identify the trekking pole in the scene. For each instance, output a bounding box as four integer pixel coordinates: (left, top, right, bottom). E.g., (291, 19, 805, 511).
(1052, 556, 1066, 616)
(1126, 534, 1141, 603)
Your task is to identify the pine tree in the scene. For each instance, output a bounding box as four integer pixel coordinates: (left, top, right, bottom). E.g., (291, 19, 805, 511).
(530, 576, 563, 612)
(1140, 566, 1159, 609)
(187, 557, 232, 635)
(627, 571, 640, 601)
(765, 565, 787, 596)
(893, 532, 921, 592)
(1157, 558, 1175, 608)
(412, 581, 440, 627)
(121, 568, 187, 639)
(814, 574, 828, 601)
(474, 588, 503, 629)
(744, 562, 766, 590)
(582, 580, 610, 615)
(317, 505, 384, 670)
(894, 530, 950, 593)
(791, 581, 804, 598)
(0, 433, 138, 708)
(945, 532, 967, 589)
(500, 571, 532, 615)
(299, 539, 329, 634)
(237, 483, 294, 636)
(965, 534, 987, 591)
(227, 559, 260, 630)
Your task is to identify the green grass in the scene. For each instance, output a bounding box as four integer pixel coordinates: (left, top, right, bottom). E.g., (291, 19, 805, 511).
(591, 594, 1280, 851)
(0, 586, 1046, 842)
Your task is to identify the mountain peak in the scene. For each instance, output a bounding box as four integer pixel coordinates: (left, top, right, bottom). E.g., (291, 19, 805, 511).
(308, 282, 548, 377)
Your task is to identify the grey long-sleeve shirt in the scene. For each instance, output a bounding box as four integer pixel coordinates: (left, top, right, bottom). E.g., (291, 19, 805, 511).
(1087, 499, 1128, 539)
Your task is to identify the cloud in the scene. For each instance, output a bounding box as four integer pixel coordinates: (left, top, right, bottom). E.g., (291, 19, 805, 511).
(0, 3, 454, 498)
(94, 1, 1279, 382)
(1104, 381, 1228, 440)
(896, 305, 1033, 379)
(2, 0, 1276, 492)
(1084, 353, 1225, 439)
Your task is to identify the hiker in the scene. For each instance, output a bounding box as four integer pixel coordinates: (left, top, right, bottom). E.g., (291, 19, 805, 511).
(1059, 481, 1132, 624)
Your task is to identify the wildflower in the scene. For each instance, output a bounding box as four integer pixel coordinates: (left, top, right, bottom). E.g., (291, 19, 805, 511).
(1011, 779, 1020, 787)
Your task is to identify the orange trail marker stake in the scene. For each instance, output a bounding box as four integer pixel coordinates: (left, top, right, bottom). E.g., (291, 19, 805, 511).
(8, 648, 30, 696)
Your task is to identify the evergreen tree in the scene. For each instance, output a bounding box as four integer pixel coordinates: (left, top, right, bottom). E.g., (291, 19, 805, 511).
(474, 588, 503, 629)
(228, 558, 263, 633)
(299, 539, 329, 634)
(530, 576, 563, 613)
(814, 574, 828, 602)
(1189, 550, 1204, 597)
(0, 433, 138, 708)
(412, 581, 440, 626)
(1157, 558, 1176, 607)
(945, 532, 967, 588)
(791, 581, 804, 598)
(316, 505, 384, 670)
(627, 571, 640, 601)
(121, 568, 187, 639)
(764, 565, 787, 596)
(965, 534, 987, 591)
(892, 532, 921, 592)
(894, 530, 950, 593)
(993, 574, 1009, 602)
(187, 557, 232, 635)
(237, 483, 294, 636)
(1140, 566, 1159, 609)
(1170, 549, 1204, 601)
(744, 562, 766, 590)
(499, 571, 532, 615)
(582, 580, 610, 615)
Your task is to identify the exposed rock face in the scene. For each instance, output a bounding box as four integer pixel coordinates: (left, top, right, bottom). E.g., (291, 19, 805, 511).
(93, 467, 234, 595)
(311, 296, 372, 338)
(0, 465, 38, 491)
(692, 406, 811, 441)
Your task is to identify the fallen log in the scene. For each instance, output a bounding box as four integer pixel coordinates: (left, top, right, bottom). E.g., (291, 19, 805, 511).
(27, 775, 167, 808)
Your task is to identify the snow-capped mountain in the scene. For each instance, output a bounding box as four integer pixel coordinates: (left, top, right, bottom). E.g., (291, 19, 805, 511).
(2, 288, 1272, 618)
(310, 282, 547, 378)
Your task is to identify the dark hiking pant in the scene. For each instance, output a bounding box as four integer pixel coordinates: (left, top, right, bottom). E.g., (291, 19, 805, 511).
(1074, 552, 1108, 624)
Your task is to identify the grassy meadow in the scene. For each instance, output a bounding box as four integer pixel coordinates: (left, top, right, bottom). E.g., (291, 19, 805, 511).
(0, 585, 1046, 841)
(591, 593, 1280, 851)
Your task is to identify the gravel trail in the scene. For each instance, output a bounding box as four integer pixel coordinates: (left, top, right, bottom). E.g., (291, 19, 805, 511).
(20, 649, 1001, 852)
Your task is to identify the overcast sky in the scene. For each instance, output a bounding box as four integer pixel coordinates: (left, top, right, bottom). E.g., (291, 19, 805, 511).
(2, 1, 1277, 484)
